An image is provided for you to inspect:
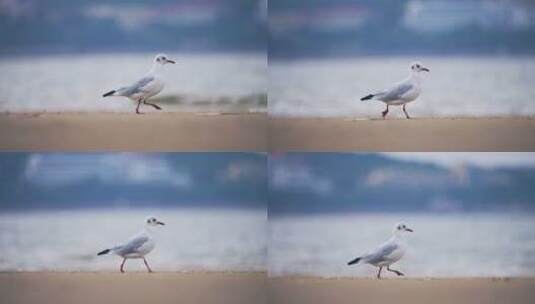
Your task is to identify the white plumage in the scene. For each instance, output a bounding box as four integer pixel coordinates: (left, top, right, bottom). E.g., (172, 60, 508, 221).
(361, 62, 429, 119)
(97, 216, 165, 273)
(102, 53, 175, 114)
(347, 223, 413, 279)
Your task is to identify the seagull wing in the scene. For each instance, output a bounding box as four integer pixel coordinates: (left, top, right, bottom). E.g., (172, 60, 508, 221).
(377, 81, 414, 102)
(117, 76, 155, 97)
(363, 241, 399, 265)
(114, 234, 149, 256)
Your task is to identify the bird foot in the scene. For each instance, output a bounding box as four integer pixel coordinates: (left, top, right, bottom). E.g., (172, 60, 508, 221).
(153, 105, 162, 110)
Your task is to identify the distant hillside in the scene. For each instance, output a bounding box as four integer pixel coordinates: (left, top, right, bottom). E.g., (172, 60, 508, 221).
(0, 0, 266, 54)
(269, 0, 535, 58)
(269, 153, 535, 214)
(0, 153, 266, 210)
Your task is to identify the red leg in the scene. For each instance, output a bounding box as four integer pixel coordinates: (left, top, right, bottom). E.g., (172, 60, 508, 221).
(387, 266, 405, 276)
(143, 100, 162, 110)
(143, 257, 153, 273)
(136, 98, 143, 114)
(403, 104, 411, 119)
(382, 105, 389, 119)
(120, 258, 126, 273)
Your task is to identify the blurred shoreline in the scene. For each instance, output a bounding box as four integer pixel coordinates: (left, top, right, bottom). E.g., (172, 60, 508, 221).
(0, 53, 266, 113)
(269, 57, 535, 118)
(0, 208, 266, 272)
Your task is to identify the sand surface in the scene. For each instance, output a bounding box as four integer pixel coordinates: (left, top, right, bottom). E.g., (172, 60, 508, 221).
(0, 272, 266, 304)
(2, 114, 534, 151)
(269, 117, 535, 151)
(0, 112, 266, 151)
(1, 274, 534, 304)
(269, 277, 535, 304)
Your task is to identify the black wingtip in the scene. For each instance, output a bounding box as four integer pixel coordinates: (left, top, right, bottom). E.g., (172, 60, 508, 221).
(360, 94, 374, 101)
(97, 249, 110, 256)
(347, 257, 361, 265)
(103, 90, 116, 97)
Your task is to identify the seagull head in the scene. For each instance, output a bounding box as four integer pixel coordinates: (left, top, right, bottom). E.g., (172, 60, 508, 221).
(154, 53, 176, 65)
(393, 222, 413, 236)
(145, 216, 165, 227)
(410, 62, 429, 73)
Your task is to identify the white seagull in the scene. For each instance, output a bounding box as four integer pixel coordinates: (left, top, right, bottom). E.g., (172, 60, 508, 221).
(102, 53, 175, 114)
(361, 62, 429, 119)
(347, 223, 413, 279)
(97, 216, 165, 273)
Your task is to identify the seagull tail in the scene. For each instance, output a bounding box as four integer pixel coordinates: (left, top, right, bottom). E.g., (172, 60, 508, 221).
(102, 90, 116, 97)
(360, 94, 374, 101)
(97, 249, 111, 256)
(347, 257, 361, 266)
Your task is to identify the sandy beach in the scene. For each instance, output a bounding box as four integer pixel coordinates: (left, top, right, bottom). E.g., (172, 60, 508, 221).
(2, 114, 534, 151)
(269, 277, 535, 304)
(0, 112, 266, 151)
(269, 117, 535, 151)
(0, 272, 266, 304)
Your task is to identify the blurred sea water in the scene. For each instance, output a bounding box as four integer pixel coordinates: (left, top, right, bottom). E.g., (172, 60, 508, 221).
(0, 208, 266, 272)
(0, 52, 266, 113)
(269, 56, 535, 118)
(269, 213, 535, 278)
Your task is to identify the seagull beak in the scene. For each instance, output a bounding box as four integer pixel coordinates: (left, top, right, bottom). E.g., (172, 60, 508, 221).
(157, 221, 165, 226)
(166, 59, 176, 64)
(405, 228, 413, 232)
(421, 67, 430, 72)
